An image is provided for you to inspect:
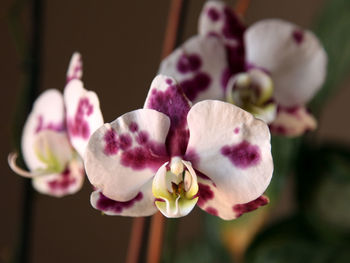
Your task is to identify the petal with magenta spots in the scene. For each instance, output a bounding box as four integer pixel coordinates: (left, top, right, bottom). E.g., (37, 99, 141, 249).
(197, 176, 269, 220)
(64, 79, 104, 157)
(144, 75, 191, 157)
(245, 19, 327, 107)
(199, 1, 246, 75)
(66, 52, 83, 83)
(22, 89, 66, 171)
(90, 180, 157, 217)
(159, 36, 228, 103)
(84, 109, 170, 202)
(269, 106, 317, 137)
(32, 158, 84, 197)
(186, 100, 273, 205)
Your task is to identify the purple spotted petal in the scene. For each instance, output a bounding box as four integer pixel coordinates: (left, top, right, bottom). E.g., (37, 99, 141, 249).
(90, 180, 157, 217)
(185, 100, 273, 208)
(245, 19, 327, 106)
(197, 176, 269, 220)
(84, 109, 170, 202)
(33, 158, 84, 197)
(64, 79, 104, 157)
(233, 195, 269, 218)
(159, 36, 229, 103)
(269, 106, 317, 136)
(22, 89, 66, 171)
(66, 52, 83, 83)
(199, 1, 246, 76)
(144, 75, 191, 157)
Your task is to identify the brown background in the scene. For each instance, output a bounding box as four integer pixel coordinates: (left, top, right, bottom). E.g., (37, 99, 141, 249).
(1, 0, 349, 262)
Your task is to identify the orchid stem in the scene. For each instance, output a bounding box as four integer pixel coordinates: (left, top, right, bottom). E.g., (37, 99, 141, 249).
(146, 0, 187, 261)
(126, 217, 148, 263)
(9, 0, 45, 262)
(235, 0, 251, 16)
(146, 213, 166, 263)
(161, 0, 187, 59)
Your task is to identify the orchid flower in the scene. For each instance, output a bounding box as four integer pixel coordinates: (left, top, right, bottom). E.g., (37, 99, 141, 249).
(85, 75, 273, 219)
(8, 53, 104, 197)
(159, 0, 327, 137)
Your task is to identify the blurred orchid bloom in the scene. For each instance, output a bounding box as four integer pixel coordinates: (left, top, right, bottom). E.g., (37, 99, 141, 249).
(159, 0, 327, 137)
(85, 75, 273, 219)
(8, 53, 104, 197)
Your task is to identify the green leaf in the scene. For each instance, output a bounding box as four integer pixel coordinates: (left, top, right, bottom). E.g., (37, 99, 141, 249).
(310, 0, 350, 114)
(296, 142, 350, 240)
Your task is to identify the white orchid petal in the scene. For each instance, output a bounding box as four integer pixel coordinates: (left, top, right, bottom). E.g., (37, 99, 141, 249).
(144, 75, 191, 157)
(158, 36, 228, 103)
(198, 1, 246, 76)
(84, 109, 170, 202)
(197, 176, 269, 220)
(185, 100, 273, 205)
(66, 52, 83, 83)
(245, 19, 327, 106)
(198, 0, 245, 43)
(22, 89, 66, 171)
(64, 79, 104, 157)
(270, 106, 317, 136)
(32, 158, 84, 197)
(33, 130, 73, 173)
(90, 180, 158, 217)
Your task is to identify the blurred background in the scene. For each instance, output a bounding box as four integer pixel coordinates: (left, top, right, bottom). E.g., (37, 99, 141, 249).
(1, 0, 350, 262)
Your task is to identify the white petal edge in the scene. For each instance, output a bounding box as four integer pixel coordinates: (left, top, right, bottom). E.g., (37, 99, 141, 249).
(32, 158, 84, 197)
(270, 106, 317, 137)
(185, 100, 273, 204)
(245, 19, 327, 107)
(84, 109, 170, 202)
(159, 35, 228, 103)
(66, 52, 83, 82)
(90, 180, 158, 217)
(64, 79, 104, 157)
(22, 89, 66, 171)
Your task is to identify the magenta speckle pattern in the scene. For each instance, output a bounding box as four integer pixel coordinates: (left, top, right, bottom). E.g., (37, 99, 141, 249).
(66, 58, 82, 83)
(136, 131, 149, 145)
(67, 97, 94, 140)
(103, 127, 168, 172)
(206, 207, 218, 216)
(180, 72, 211, 101)
(96, 192, 143, 214)
(234, 127, 240, 134)
(48, 168, 77, 191)
(118, 134, 132, 151)
(129, 122, 139, 133)
(207, 7, 220, 21)
(197, 183, 214, 207)
(103, 129, 119, 155)
(269, 124, 287, 135)
(222, 7, 245, 40)
(146, 85, 190, 157)
(221, 140, 261, 169)
(292, 29, 304, 44)
(177, 54, 202, 73)
(35, 115, 65, 134)
(233, 195, 269, 217)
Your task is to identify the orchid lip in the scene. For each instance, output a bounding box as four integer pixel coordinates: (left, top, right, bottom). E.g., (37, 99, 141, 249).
(152, 158, 199, 218)
(226, 69, 277, 123)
